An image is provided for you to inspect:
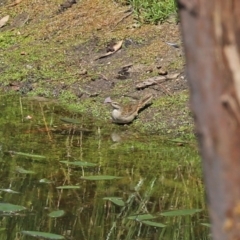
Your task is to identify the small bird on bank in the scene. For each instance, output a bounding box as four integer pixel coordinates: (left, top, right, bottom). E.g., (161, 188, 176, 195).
(105, 94, 153, 124)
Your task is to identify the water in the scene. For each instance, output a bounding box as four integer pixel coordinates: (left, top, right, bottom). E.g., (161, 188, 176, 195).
(0, 95, 210, 240)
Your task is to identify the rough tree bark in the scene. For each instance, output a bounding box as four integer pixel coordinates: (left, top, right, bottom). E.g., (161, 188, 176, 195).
(178, 0, 240, 239)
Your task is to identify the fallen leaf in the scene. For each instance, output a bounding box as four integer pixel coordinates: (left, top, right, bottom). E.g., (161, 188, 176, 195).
(0, 15, 9, 28)
(136, 76, 166, 89)
(104, 97, 112, 103)
(158, 69, 168, 75)
(167, 73, 180, 79)
(166, 42, 180, 48)
(79, 68, 87, 75)
(112, 40, 123, 51)
(96, 51, 113, 59)
(95, 40, 123, 60)
(25, 115, 32, 120)
(10, 86, 20, 91)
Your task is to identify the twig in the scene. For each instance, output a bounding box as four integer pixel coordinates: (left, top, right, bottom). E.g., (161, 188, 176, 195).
(7, 0, 23, 7)
(136, 73, 180, 90)
(111, 10, 133, 31)
(156, 82, 173, 96)
(39, 102, 53, 141)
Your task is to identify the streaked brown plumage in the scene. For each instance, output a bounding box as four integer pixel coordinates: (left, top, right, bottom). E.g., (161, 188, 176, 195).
(109, 94, 153, 124)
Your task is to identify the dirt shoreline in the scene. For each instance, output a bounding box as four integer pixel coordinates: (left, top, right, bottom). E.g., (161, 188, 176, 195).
(0, 0, 193, 138)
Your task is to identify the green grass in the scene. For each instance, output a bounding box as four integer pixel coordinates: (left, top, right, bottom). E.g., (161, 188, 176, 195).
(129, 0, 177, 24)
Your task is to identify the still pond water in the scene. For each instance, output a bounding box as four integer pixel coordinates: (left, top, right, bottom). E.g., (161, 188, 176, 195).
(0, 95, 210, 240)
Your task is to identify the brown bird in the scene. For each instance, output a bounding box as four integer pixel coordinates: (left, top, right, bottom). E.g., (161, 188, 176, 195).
(107, 94, 153, 124)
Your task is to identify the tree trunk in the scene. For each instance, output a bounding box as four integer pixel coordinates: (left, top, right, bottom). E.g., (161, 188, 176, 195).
(178, 0, 240, 239)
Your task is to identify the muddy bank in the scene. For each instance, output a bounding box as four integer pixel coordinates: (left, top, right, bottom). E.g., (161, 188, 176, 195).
(0, 0, 192, 137)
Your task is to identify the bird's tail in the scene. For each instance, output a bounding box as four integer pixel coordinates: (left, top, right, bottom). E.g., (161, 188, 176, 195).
(138, 94, 153, 109)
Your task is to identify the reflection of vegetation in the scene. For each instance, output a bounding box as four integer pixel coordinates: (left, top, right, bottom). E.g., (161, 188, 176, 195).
(0, 95, 208, 239)
(103, 178, 208, 239)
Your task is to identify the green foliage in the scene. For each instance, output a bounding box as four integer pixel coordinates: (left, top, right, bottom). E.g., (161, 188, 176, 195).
(56, 186, 80, 189)
(48, 210, 65, 218)
(10, 151, 46, 160)
(103, 197, 125, 206)
(59, 91, 78, 102)
(60, 161, 97, 167)
(81, 175, 122, 180)
(130, 0, 177, 24)
(22, 231, 64, 240)
(0, 31, 73, 87)
(0, 94, 207, 239)
(161, 209, 202, 216)
(0, 31, 22, 49)
(0, 203, 26, 212)
(28, 87, 52, 98)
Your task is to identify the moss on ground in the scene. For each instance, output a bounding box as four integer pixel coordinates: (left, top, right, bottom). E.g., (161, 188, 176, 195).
(0, 0, 193, 139)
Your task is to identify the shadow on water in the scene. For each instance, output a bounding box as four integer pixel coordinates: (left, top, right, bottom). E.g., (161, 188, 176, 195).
(0, 95, 210, 240)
